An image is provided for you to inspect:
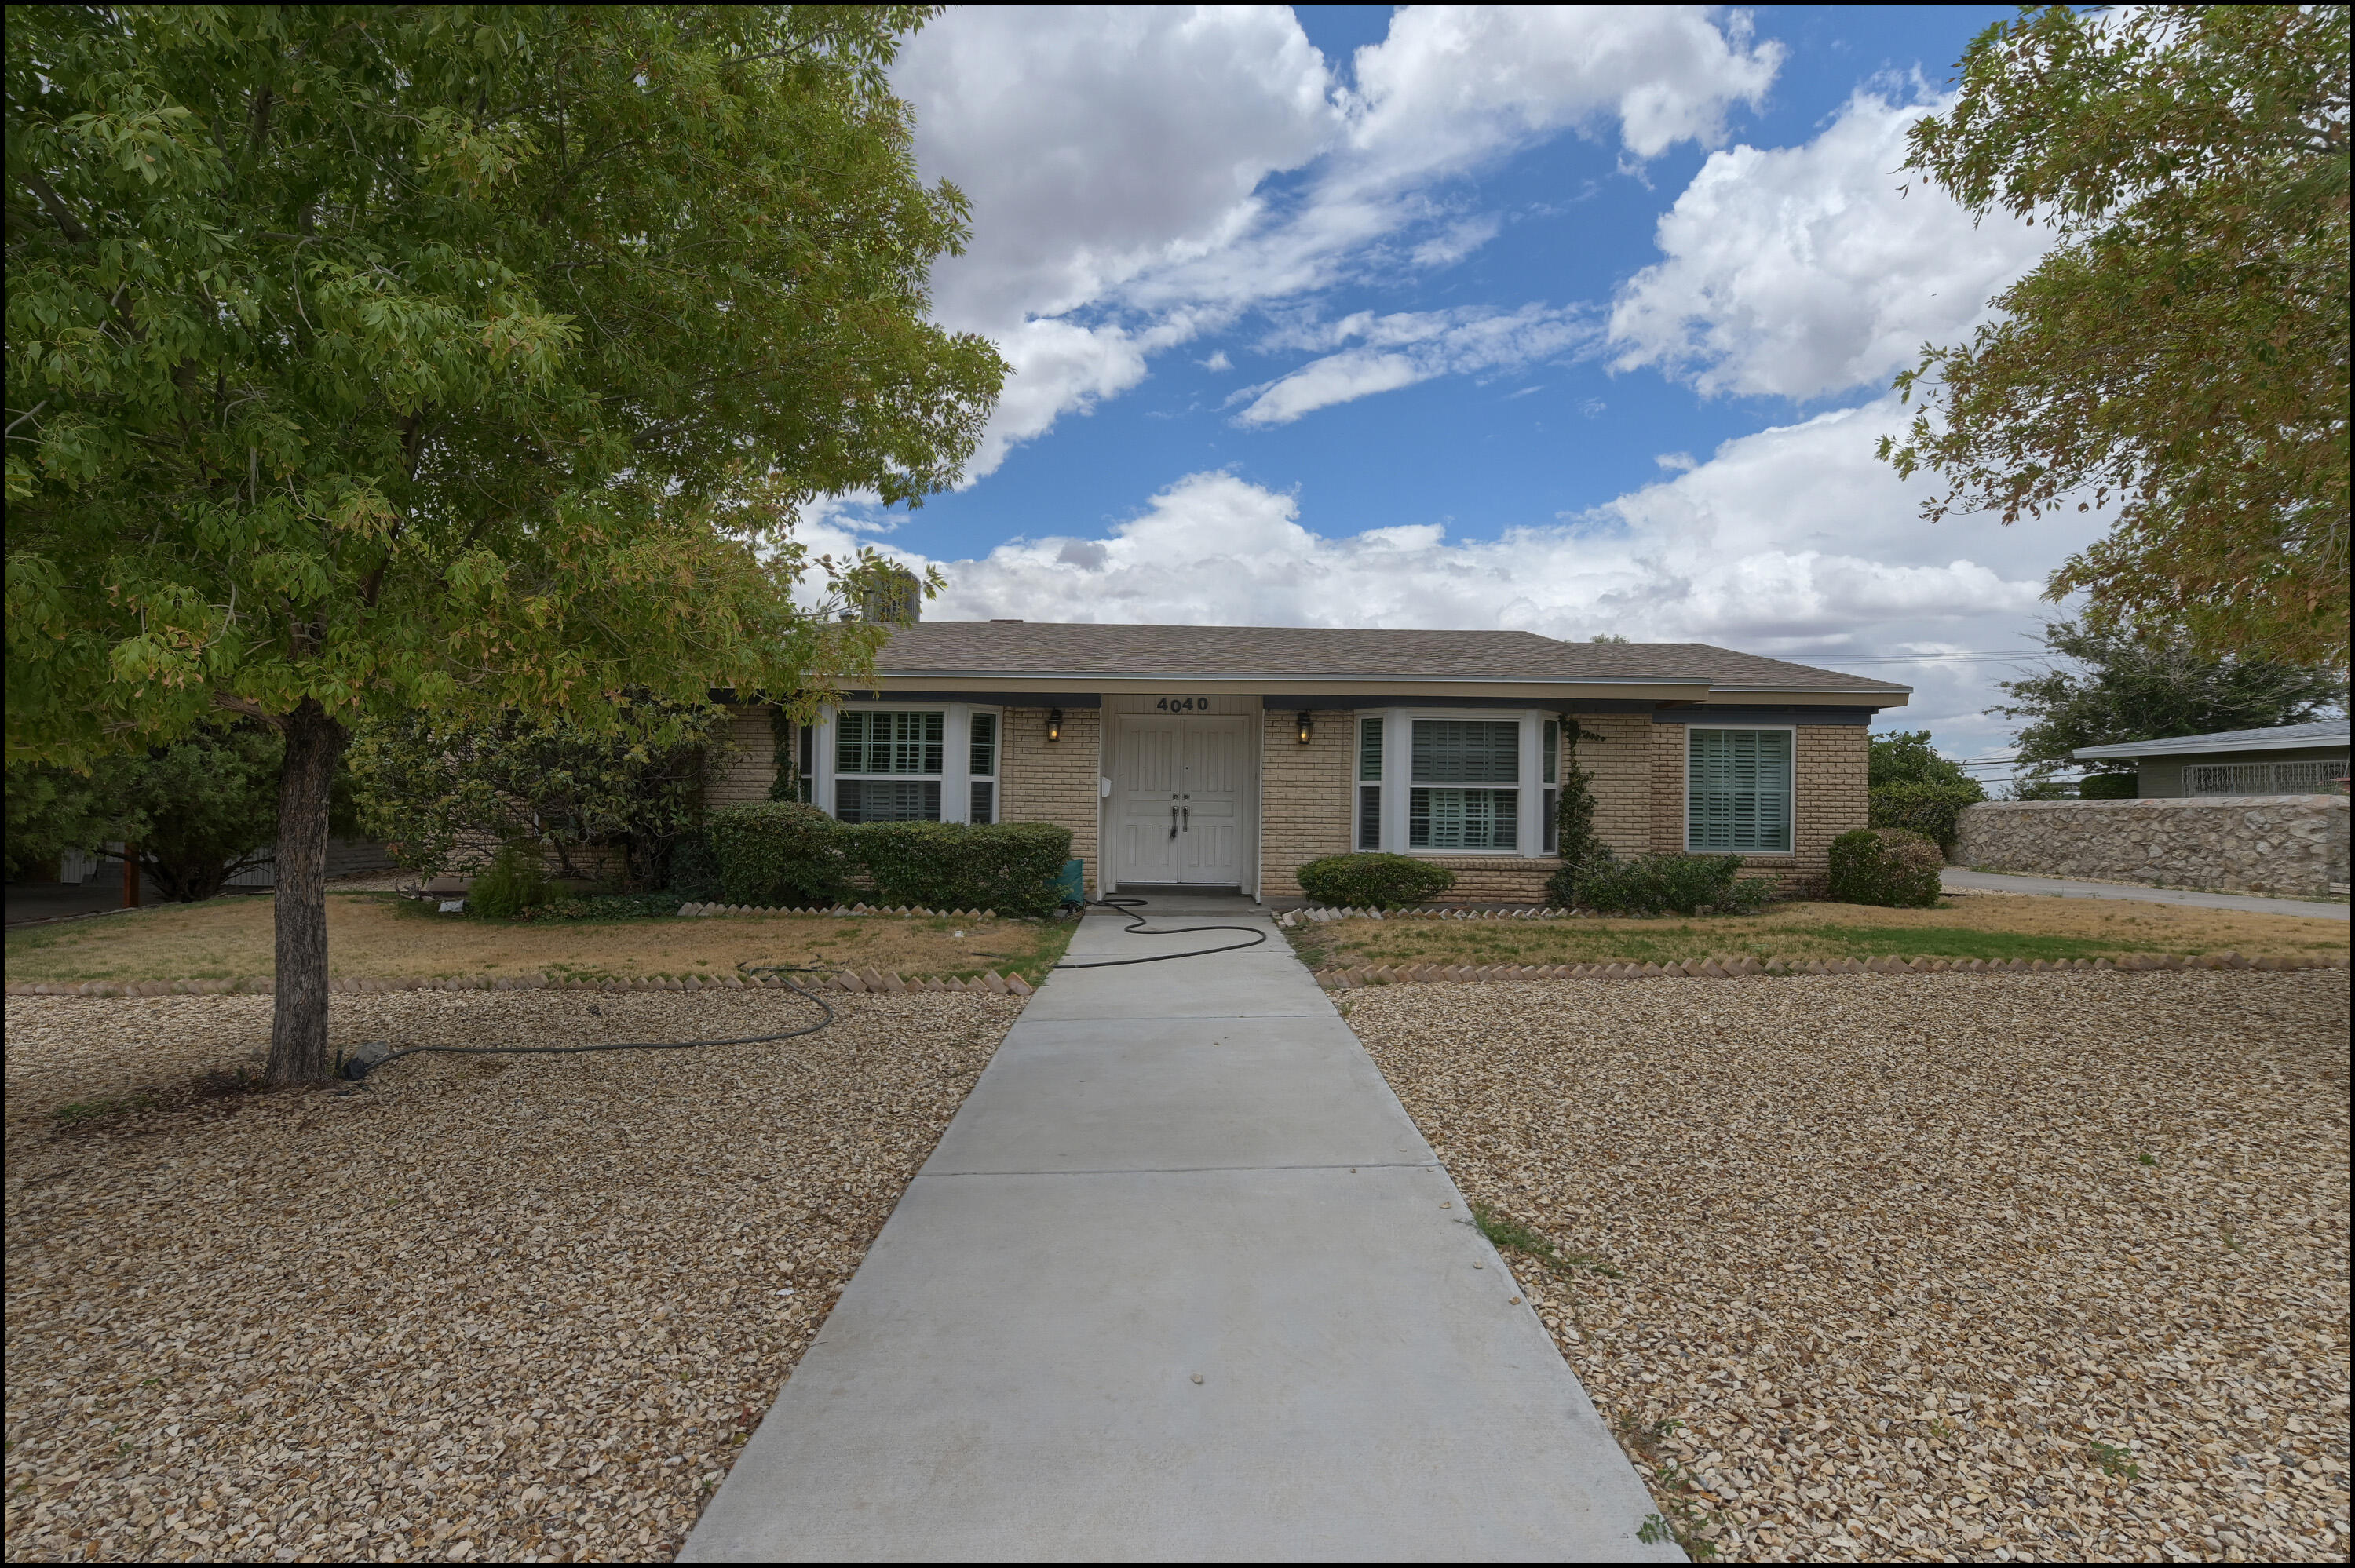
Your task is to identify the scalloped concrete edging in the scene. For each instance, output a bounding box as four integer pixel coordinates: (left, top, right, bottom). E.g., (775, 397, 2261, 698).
(6, 968, 1035, 1000)
(1281, 906, 1575, 926)
(1312, 951, 2350, 989)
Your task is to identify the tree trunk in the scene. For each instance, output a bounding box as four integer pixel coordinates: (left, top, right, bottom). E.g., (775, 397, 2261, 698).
(266, 699, 348, 1085)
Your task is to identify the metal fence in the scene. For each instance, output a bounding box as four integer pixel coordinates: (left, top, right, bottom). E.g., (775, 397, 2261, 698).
(2183, 760, 2346, 797)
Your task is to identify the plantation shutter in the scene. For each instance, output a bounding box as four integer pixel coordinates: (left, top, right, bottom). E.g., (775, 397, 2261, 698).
(1686, 730, 1791, 852)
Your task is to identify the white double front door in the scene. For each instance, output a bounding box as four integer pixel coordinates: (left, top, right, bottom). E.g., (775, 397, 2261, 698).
(1112, 716, 1248, 886)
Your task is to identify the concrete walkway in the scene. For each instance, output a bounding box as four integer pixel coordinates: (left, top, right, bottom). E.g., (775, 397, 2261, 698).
(684, 895, 1674, 1563)
(1943, 867, 2350, 921)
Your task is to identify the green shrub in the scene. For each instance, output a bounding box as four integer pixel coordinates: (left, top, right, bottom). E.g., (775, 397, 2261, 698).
(469, 839, 550, 919)
(2078, 771, 2138, 799)
(1867, 782, 1983, 858)
(1295, 852, 1457, 909)
(707, 801, 848, 907)
(665, 830, 724, 903)
(1827, 828, 1944, 908)
(844, 821, 1073, 916)
(1573, 850, 1772, 917)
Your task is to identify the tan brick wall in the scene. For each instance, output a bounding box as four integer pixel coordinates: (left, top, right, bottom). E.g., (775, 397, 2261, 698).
(1649, 724, 1685, 852)
(1418, 857, 1561, 905)
(1790, 724, 1868, 882)
(1565, 712, 1652, 859)
(1259, 708, 1355, 896)
(706, 704, 781, 808)
(1001, 706, 1101, 892)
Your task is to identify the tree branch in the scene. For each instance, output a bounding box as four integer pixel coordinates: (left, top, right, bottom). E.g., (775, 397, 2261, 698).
(16, 168, 93, 243)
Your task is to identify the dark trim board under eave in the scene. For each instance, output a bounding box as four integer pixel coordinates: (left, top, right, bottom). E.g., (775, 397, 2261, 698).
(840, 691, 1106, 708)
(1269, 695, 1662, 713)
(1651, 705, 1878, 726)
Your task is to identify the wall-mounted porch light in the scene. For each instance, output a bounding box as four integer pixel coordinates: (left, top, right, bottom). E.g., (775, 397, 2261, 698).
(1046, 707, 1064, 743)
(1295, 710, 1314, 744)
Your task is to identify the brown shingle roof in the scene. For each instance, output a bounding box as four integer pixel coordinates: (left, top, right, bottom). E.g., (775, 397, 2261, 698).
(875, 622, 1906, 695)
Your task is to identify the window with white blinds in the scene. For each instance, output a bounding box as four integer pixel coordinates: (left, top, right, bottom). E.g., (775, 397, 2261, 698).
(1686, 729, 1792, 853)
(1409, 720, 1521, 851)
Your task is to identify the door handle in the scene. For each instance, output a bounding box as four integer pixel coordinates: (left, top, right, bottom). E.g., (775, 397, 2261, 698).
(1170, 804, 1179, 839)
(1182, 807, 1190, 833)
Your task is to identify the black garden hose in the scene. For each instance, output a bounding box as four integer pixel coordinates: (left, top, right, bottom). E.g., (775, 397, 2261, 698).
(1051, 895, 1270, 969)
(335, 961, 837, 1081)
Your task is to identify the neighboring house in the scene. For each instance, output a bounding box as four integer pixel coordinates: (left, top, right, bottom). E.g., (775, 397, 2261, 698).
(2073, 719, 2352, 799)
(707, 621, 1908, 903)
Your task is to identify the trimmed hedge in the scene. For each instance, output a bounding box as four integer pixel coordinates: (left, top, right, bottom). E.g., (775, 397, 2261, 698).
(706, 801, 849, 907)
(1295, 852, 1456, 909)
(1574, 850, 1770, 917)
(845, 821, 1073, 917)
(1868, 782, 1982, 858)
(2078, 771, 2138, 799)
(1828, 827, 1944, 908)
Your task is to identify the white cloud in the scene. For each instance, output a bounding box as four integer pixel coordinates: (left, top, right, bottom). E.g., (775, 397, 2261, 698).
(885, 394, 2109, 754)
(1346, 5, 1781, 179)
(1608, 89, 2053, 399)
(892, 4, 1787, 472)
(1235, 303, 1592, 425)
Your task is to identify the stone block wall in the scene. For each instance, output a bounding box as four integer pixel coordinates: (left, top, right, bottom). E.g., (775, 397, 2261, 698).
(1001, 706, 1102, 894)
(1260, 707, 1353, 897)
(1956, 795, 2351, 897)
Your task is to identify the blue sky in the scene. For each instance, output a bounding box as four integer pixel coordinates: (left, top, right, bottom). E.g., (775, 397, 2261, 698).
(803, 5, 2107, 767)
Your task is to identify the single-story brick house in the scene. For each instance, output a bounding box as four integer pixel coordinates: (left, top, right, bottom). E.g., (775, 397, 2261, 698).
(708, 622, 1909, 903)
(2072, 718, 2351, 799)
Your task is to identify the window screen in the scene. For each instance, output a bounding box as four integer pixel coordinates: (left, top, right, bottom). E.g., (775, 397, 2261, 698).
(837, 711, 944, 776)
(1686, 730, 1791, 852)
(969, 780, 995, 825)
(1543, 720, 1559, 785)
(1411, 720, 1518, 783)
(1359, 717, 1383, 781)
(1358, 785, 1382, 850)
(1409, 788, 1517, 850)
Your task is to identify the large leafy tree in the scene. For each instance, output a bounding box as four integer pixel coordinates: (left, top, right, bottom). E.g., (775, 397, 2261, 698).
(349, 701, 722, 889)
(5, 6, 1002, 1081)
(1995, 619, 2346, 776)
(1882, 5, 2350, 665)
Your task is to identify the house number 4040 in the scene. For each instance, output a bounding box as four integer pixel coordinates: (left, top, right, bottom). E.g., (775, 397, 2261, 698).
(1154, 696, 1214, 712)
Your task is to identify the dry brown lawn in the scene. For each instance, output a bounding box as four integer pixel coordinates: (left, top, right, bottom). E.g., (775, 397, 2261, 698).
(1288, 892, 2350, 973)
(3, 895, 1072, 987)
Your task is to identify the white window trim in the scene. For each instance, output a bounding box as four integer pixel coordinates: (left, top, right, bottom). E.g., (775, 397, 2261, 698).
(1365, 709, 1552, 859)
(816, 702, 1001, 825)
(1682, 724, 1798, 857)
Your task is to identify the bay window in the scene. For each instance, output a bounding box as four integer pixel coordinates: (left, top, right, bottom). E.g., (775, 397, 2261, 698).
(817, 706, 1000, 824)
(1356, 711, 1554, 856)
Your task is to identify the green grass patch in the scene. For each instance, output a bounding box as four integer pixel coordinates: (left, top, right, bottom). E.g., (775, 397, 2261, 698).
(53, 1093, 159, 1126)
(1470, 1201, 1621, 1278)
(1799, 924, 2157, 961)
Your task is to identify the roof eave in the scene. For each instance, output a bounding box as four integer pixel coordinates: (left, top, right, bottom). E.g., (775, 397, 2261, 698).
(868, 672, 1720, 701)
(2076, 732, 2353, 760)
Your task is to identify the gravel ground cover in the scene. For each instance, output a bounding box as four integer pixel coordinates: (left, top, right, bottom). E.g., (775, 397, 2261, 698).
(1287, 895, 2350, 975)
(1346, 969, 2351, 1563)
(2, 987, 1020, 1563)
(2, 895, 1072, 989)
